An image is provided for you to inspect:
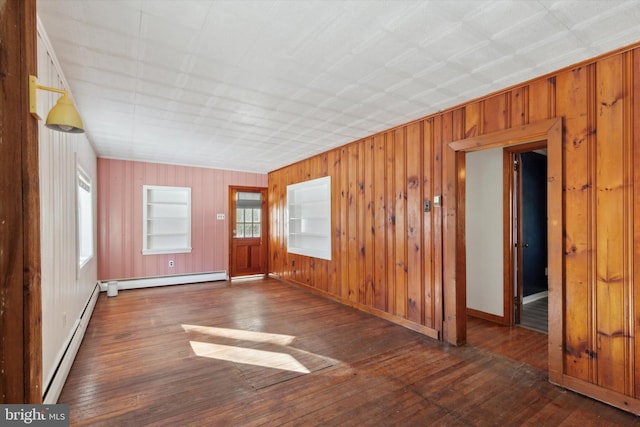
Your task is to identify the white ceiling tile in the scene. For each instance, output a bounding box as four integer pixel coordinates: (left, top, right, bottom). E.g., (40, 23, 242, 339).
(358, 67, 410, 92)
(139, 14, 199, 53)
(141, 0, 212, 31)
(37, 0, 640, 174)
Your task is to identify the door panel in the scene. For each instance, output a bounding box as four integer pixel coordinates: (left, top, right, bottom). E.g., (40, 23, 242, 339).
(505, 143, 548, 326)
(521, 152, 548, 297)
(229, 187, 268, 278)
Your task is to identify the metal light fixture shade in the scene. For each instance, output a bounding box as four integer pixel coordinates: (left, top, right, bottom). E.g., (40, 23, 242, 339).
(29, 75, 84, 134)
(45, 93, 84, 133)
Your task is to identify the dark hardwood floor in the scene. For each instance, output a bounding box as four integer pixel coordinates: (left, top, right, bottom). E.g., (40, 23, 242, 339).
(59, 278, 639, 426)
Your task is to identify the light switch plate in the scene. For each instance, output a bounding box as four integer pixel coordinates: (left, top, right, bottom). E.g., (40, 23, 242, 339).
(433, 195, 441, 207)
(216, 213, 225, 220)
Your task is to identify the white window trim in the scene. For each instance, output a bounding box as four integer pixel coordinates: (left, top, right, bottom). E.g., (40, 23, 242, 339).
(77, 166, 94, 269)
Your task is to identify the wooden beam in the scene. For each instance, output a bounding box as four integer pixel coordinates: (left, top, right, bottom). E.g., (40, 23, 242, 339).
(0, 0, 41, 403)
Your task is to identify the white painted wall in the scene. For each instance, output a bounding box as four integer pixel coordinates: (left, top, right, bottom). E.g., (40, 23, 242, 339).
(37, 21, 98, 401)
(465, 148, 504, 317)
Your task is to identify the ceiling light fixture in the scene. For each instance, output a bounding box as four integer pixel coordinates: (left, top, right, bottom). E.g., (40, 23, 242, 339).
(29, 75, 84, 133)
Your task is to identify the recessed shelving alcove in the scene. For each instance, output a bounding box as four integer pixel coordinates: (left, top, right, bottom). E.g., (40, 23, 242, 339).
(287, 176, 331, 260)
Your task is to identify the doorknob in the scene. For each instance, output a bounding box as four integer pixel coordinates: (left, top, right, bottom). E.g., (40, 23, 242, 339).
(523, 243, 529, 248)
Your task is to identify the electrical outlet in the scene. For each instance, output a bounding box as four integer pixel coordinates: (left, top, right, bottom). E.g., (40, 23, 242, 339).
(169, 260, 174, 268)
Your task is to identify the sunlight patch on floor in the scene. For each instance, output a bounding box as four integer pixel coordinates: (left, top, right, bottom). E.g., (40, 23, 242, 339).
(181, 324, 295, 346)
(189, 341, 311, 373)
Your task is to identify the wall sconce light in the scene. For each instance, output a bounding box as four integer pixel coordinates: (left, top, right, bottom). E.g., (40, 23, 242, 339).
(29, 75, 84, 133)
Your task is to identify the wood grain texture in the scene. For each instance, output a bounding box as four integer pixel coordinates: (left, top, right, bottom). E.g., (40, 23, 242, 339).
(373, 134, 387, 311)
(634, 48, 640, 399)
(21, 0, 42, 403)
(267, 44, 640, 414)
(594, 55, 629, 395)
(406, 122, 422, 324)
(0, 0, 41, 403)
(556, 64, 592, 383)
(0, 0, 27, 402)
(58, 279, 640, 426)
(393, 127, 407, 318)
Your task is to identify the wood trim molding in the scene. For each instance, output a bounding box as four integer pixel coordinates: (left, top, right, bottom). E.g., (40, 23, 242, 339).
(449, 119, 557, 152)
(277, 275, 440, 340)
(562, 375, 640, 416)
(467, 308, 508, 325)
(502, 150, 516, 325)
(445, 117, 563, 385)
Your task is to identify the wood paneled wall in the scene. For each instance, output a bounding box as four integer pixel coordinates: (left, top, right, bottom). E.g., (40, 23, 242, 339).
(97, 159, 267, 280)
(268, 44, 640, 412)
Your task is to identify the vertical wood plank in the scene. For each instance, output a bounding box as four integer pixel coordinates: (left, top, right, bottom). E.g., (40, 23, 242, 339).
(394, 127, 407, 317)
(406, 122, 423, 323)
(339, 147, 350, 300)
(386, 132, 397, 314)
(0, 0, 41, 403)
(483, 94, 508, 133)
(633, 47, 640, 399)
(364, 138, 375, 307)
(356, 141, 367, 303)
(373, 134, 388, 311)
(422, 120, 435, 329)
(622, 51, 635, 397)
(328, 149, 339, 295)
(511, 86, 529, 126)
(595, 55, 629, 395)
(529, 79, 552, 122)
(556, 65, 592, 382)
(347, 143, 359, 301)
(465, 101, 482, 138)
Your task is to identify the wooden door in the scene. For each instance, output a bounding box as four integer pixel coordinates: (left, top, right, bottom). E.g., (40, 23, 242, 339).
(520, 151, 548, 299)
(229, 187, 268, 278)
(505, 144, 548, 326)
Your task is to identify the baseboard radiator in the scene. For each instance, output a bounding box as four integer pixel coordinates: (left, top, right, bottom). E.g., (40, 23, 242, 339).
(43, 282, 100, 404)
(98, 271, 228, 292)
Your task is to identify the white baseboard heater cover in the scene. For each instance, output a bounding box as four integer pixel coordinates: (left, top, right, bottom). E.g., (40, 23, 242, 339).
(43, 283, 100, 404)
(99, 271, 227, 292)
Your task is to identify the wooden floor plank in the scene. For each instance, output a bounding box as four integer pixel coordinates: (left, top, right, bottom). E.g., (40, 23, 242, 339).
(59, 278, 640, 426)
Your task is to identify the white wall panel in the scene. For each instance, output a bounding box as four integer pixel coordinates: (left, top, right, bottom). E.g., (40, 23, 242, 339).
(37, 24, 98, 397)
(465, 148, 504, 317)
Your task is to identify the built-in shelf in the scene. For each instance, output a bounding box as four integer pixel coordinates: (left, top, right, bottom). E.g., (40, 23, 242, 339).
(143, 185, 191, 255)
(287, 176, 331, 260)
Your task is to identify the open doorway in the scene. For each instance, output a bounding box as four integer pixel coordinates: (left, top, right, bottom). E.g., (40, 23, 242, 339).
(464, 141, 549, 333)
(447, 117, 563, 385)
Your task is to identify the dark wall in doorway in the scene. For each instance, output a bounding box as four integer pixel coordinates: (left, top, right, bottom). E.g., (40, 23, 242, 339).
(521, 151, 548, 296)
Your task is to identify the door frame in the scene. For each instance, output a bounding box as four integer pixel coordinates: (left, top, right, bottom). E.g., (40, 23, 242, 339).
(503, 141, 548, 326)
(228, 186, 269, 278)
(446, 117, 563, 384)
